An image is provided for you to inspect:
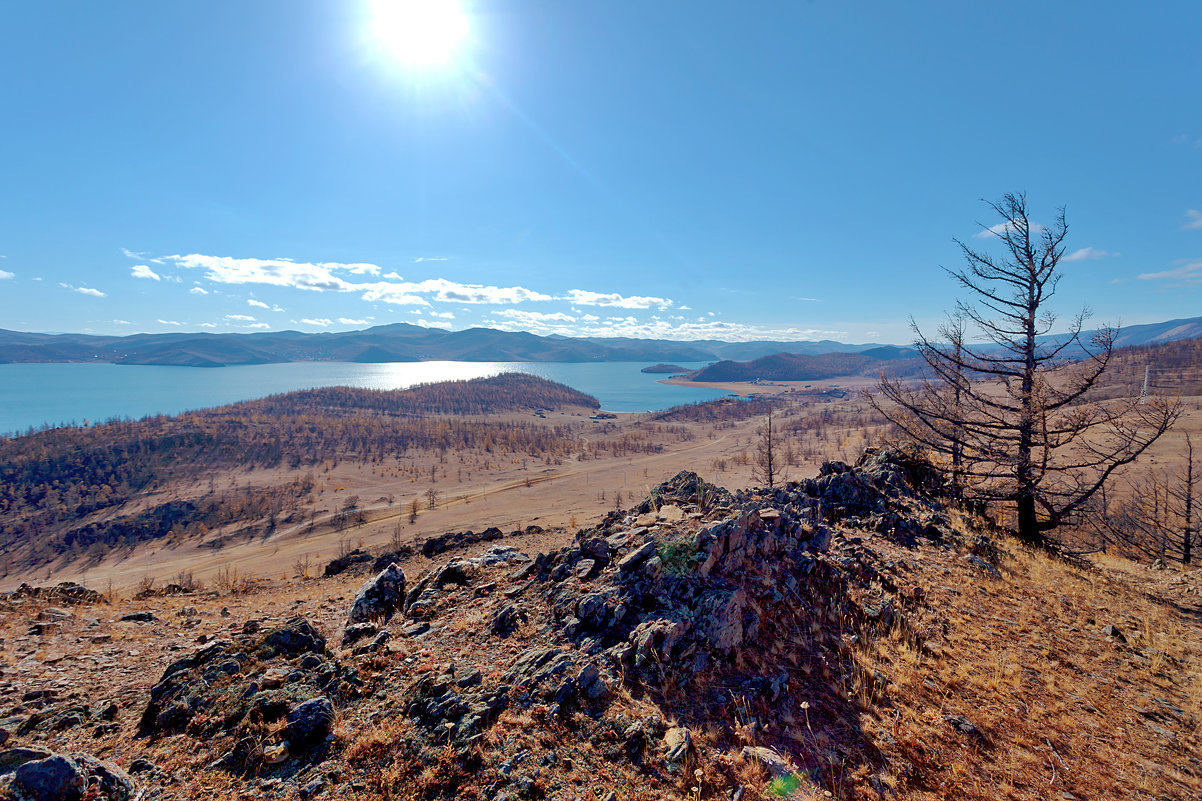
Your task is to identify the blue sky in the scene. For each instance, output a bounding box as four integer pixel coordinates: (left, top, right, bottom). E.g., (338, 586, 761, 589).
(1, 1, 1200, 344)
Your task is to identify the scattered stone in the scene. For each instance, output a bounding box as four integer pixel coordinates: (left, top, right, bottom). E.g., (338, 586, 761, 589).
(963, 553, 1003, 579)
(353, 631, 391, 655)
(492, 604, 527, 637)
(944, 714, 979, 736)
(1101, 624, 1127, 643)
(401, 622, 431, 638)
(341, 622, 379, 646)
(740, 746, 799, 780)
(118, 611, 155, 623)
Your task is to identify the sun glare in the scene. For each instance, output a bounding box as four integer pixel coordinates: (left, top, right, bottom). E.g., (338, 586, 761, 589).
(370, 0, 470, 66)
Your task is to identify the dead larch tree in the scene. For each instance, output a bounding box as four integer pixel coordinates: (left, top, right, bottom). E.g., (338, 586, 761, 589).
(872, 192, 1181, 547)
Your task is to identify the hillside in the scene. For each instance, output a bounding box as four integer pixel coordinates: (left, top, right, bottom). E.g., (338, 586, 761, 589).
(0, 374, 599, 571)
(0, 452, 1197, 801)
(685, 351, 927, 383)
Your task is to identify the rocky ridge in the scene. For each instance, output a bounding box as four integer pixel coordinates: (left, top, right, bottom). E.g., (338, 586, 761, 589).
(1, 447, 1198, 800)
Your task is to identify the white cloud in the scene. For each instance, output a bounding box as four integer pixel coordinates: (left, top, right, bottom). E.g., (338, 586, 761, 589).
(112, 319, 132, 325)
(1138, 260, 1202, 284)
(60, 283, 106, 298)
(428, 311, 455, 319)
(157, 319, 184, 326)
(247, 322, 270, 329)
(342, 263, 382, 275)
(0, 269, 12, 280)
(414, 257, 449, 263)
(131, 264, 161, 281)
(491, 309, 577, 325)
(122, 248, 164, 264)
(338, 317, 372, 326)
(1184, 210, 1202, 230)
(225, 314, 256, 321)
(485, 313, 847, 342)
(189, 286, 209, 295)
(413, 278, 551, 304)
(167, 254, 364, 292)
(247, 299, 269, 308)
(299, 318, 333, 327)
(1063, 247, 1116, 262)
(563, 289, 672, 309)
(199, 322, 217, 328)
(973, 220, 1047, 239)
(383, 271, 403, 279)
(412, 318, 454, 330)
(357, 283, 431, 306)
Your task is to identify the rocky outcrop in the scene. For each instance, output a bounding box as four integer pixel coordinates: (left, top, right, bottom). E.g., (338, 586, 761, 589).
(4, 582, 104, 606)
(139, 617, 358, 775)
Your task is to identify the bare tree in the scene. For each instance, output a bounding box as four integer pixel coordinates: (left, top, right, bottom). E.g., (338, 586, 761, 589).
(1183, 433, 1195, 564)
(753, 407, 781, 488)
(872, 193, 1181, 547)
(1087, 436, 1195, 564)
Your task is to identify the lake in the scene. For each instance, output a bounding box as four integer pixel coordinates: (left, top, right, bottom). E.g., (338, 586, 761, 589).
(0, 361, 730, 435)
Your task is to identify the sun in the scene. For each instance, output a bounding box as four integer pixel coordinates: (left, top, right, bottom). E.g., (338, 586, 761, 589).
(370, 0, 470, 66)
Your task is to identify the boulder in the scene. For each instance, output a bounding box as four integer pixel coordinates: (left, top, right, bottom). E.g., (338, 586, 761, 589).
(348, 563, 407, 624)
(286, 697, 334, 747)
(14, 755, 85, 801)
(663, 727, 691, 763)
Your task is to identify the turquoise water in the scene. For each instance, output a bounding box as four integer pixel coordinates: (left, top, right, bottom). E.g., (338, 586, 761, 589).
(0, 361, 729, 435)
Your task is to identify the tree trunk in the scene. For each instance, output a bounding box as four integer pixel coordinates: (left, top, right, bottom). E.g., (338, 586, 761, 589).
(1185, 436, 1194, 565)
(1016, 493, 1040, 546)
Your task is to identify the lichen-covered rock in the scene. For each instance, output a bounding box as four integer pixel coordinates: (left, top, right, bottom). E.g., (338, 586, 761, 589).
(348, 563, 407, 624)
(139, 617, 352, 743)
(9, 752, 134, 801)
(286, 697, 334, 747)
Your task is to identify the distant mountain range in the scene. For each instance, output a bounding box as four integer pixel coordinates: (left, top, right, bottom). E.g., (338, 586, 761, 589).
(0, 315, 1199, 368)
(0, 324, 888, 367)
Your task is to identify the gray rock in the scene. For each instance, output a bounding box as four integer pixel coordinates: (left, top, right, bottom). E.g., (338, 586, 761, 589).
(963, 553, 1003, 579)
(663, 726, 691, 763)
(286, 697, 335, 747)
(348, 563, 407, 624)
(695, 589, 752, 654)
(263, 617, 326, 654)
(341, 622, 378, 646)
(617, 541, 657, 572)
(491, 604, 527, 637)
(119, 611, 155, 623)
(1101, 624, 1126, 643)
(944, 714, 979, 736)
(353, 631, 391, 655)
(0, 746, 54, 773)
(14, 755, 85, 801)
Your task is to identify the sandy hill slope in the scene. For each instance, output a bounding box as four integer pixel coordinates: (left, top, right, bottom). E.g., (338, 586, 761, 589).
(0, 450, 1198, 801)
